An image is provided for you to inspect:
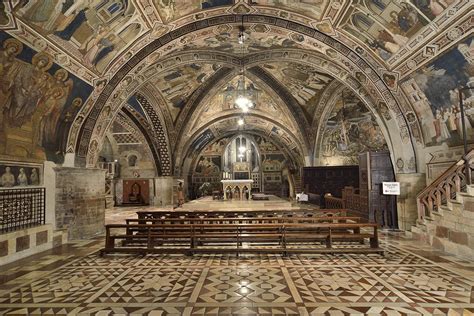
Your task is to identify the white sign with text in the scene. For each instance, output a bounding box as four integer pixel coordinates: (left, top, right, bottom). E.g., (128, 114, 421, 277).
(382, 182, 400, 195)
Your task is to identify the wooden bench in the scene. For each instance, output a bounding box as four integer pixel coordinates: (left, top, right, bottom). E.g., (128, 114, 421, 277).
(126, 215, 361, 225)
(101, 221, 382, 256)
(124, 216, 363, 242)
(136, 209, 350, 220)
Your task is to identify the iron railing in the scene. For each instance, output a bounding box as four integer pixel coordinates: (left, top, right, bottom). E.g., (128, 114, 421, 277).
(0, 188, 46, 233)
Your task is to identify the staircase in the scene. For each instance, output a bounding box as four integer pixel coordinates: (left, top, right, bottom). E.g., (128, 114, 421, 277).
(411, 149, 474, 260)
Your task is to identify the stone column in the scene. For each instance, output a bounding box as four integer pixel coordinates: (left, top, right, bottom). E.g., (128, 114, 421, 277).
(153, 176, 174, 207)
(54, 167, 106, 239)
(43, 161, 57, 229)
(223, 185, 228, 200)
(396, 173, 426, 231)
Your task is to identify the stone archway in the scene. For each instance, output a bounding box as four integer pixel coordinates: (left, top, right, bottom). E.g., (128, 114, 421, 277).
(68, 14, 416, 173)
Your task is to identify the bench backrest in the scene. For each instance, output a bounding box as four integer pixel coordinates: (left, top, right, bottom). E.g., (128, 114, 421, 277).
(136, 209, 350, 219)
(107, 222, 377, 230)
(125, 216, 361, 225)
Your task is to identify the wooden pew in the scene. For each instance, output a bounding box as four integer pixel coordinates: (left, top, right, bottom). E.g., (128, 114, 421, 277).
(101, 221, 382, 256)
(124, 216, 363, 243)
(136, 209, 350, 220)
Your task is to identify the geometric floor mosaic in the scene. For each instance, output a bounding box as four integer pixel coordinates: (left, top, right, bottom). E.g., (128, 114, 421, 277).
(1, 233, 473, 315)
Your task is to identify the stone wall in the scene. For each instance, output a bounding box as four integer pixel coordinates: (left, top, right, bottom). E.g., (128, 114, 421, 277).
(411, 186, 474, 260)
(396, 173, 426, 231)
(154, 176, 174, 207)
(54, 167, 106, 240)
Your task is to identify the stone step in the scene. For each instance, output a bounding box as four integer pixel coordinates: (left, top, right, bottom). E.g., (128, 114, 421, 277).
(460, 194, 474, 212)
(412, 222, 427, 232)
(410, 225, 428, 241)
(439, 205, 451, 213)
(447, 199, 463, 212)
(468, 185, 474, 196)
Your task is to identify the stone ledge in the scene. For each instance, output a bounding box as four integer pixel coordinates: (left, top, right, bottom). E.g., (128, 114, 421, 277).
(448, 231, 469, 246)
(0, 224, 54, 266)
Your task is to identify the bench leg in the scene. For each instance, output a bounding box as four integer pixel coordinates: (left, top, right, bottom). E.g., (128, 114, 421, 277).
(325, 236, 332, 248)
(370, 237, 379, 248)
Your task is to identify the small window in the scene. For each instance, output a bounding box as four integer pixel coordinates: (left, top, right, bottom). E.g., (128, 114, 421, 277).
(128, 155, 138, 167)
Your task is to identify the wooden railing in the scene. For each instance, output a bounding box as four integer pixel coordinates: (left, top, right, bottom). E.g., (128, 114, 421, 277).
(342, 187, 368, 213)
(417, 149, 473, 220)
(325, 187, 368, 213)
(324, 194, 344, 209)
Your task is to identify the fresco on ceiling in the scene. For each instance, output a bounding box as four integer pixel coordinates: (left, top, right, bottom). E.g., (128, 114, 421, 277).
(0, 2, 10, 26)
(180, 26, 302, 54)
(149, 63, 221, 121)
(202, 137, 228, 155)
(341, 0, 458, 61)
(212, 118, 241, 135)
(320, 91, 388, 166)
(195, 75, 282, 127)
(270, 126, 295, 150)
(0, 33, 93, 162)
(263, 62, 333, 121)
(249, 0, 328, 20)
(402, 36, 473, 147)
(199, 76, 279, 121)
(14, 0, 143, 73)
(191, 128, 215, 153)
(195, 156, 221, 175)
(255, 135, 279, 153)
(154, 0, 233, 23)
(127, 95, 146, 117)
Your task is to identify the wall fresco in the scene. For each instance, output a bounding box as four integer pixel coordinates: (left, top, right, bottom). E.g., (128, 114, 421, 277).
(401, 36, 473, 146)
(195, 156, 221, 175)
(320, 90, 388, 166)
(0, 162, 42, 187)
(0, 32, 93, 162)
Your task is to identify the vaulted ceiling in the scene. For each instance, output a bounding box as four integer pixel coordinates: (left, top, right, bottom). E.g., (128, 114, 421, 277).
(1, 0, 471, 175)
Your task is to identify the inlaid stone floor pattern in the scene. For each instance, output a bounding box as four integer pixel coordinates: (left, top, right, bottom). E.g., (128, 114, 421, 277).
(0, 236, 473, 315)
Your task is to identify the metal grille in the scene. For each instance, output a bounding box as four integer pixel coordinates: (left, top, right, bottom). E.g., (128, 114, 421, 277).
(0, 188, 46, 234)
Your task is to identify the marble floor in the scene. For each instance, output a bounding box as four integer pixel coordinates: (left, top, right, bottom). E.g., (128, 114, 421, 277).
(0, 209, 473, 315)
(177, 196, 304, 211)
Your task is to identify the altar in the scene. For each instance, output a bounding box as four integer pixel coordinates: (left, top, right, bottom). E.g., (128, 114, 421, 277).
(221, 179, 253, 200)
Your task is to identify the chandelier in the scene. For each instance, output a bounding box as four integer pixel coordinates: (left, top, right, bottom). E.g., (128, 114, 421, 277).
(235, 17, 253, 116)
